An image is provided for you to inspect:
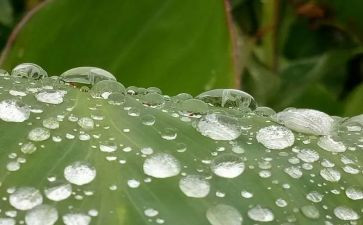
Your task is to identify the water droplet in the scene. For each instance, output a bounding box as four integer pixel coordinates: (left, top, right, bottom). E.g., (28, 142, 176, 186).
(11, 63, 47, 79)
(28, 127, 50, 142)
(141, 114, 156, 126)
(161, 128, 177, 140)
(99, 141, 117, 152)
(90, 80, 125, 99)
(297, 149, 319, 163)
(64, 161, 96, 185)
(44, 182, 72, 201)
(6, 161, 20, 171)
(144, 208, 159, 217)
(196, 113, 241, 141)
(247, 205, 274, 222)
(35, 89, 66, 104)
(143, 153, 181, 178)
(42, 117, 59, 130)
(141, 93, 165, 106)
(284, 166, 303, 179)
(0, 68, 10, 76)
(345, 187, 363, 200)
(0, 99, 30, 122)
(9, 187, 43, 210)
(256, 125, 294, 150)
(241, 190, 253, 198)
(306, 191, 323, 203)
(211, 154, 245, 178)
(60, 67, 116, 86)
(254, 106, 276, 117)
(334, 206, 359, 221)
(275, 198, 287, 207)
(77, 117, 94, 130)
(0, 218, 15, 225)
(206, 204, 242, 225)
(127, 179, 140, 188)
(179, 175, 210, 198)
(318, 136, 346, 153)
(63, 213, 91, 225)
(320, 168, 341, 182)
(196, 89, 256, 111)
(301, 205, 319, 219)
(178, 99, 209, 117)
(25, 204, 58, 225)
(274, 108, 334, 135)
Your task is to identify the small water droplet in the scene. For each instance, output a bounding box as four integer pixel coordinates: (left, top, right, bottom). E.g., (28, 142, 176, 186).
(211, 154, 245, 178)
(179, 175, 210, 198)
(28, 127, 50, 142)
(143, 153, 181, 178)
(44, 182, 72, 202)
(64, 161, 96, 186)
(247, 205, 274, 222)
(256, 125, 294, 150)
(35, 89, 66, 104)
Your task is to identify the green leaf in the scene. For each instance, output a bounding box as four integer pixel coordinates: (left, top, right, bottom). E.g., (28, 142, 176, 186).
(0, 70, 362, 224)
(345, 84, 363, 116)
(0, 0, 235, 96)
(0, 0, 13, 26)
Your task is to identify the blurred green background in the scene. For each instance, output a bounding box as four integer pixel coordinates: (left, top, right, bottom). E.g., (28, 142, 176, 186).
(0, 0, 362, 116)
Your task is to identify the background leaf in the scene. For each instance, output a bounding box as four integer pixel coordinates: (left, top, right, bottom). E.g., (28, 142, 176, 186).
(0, 0, 13, 26)
(0, 0, 236, 96)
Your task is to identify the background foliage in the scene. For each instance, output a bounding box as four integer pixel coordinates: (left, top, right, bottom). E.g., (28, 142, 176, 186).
(0, 0, 362, 116)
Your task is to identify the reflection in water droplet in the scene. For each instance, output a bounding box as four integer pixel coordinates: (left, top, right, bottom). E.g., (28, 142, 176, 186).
(196, 113, 241, 141)
(196, 89, 257, 111)
(25, 204, 58, 225)
(0, 99, 30, 122)
(256, 125, 294, 150)
(179, 175, 210, 198)
(143, 153, 181, 178)
(11, 63, 47, 79)
(211, 154, 245, 178)
(64, 161, 96, 186)
(206, 204, 242, 225)
(9, 187, 43, 210)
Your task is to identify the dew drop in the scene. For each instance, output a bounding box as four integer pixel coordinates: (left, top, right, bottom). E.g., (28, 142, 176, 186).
(9, 187, 43, 210)
(256, 125, 294, 150)
(11, 63, 47, 79)
(90, 80, 126, 99)
(247, 205, 274, 222)
(28, 127, 50, 142)
(35, 90, 66, 104)
(345, 187, 363, 200)
(320, 168, 341, 182)
(206, 204, 242, 225)
(179, 175, 210, 198)
(144, 208, 159, 217)
(25, 204, 58, 225)
(63, 213, 91, 225)
(297, 149, 319, 163)
(60, 67, 116, 86)
(196, 113, 241, 141)
(0, 218, 15, 225)
(0, 99, 30, 122)
(143, 153, 181, 178)
(211, 154, 245, 178)
(44, 182, 72, 201)
(196, 89, 256, 111)
(333, 206, 359, 221)
(317, 136, 346, 153)
(64, 161, 96, 186)
(300, 205, 320, 219)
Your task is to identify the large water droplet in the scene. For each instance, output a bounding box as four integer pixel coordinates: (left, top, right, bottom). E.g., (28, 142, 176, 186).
(297, 149, 319, 163)
(320, 168, 341, 182)
(256, 125, 294, 150)
(211, 154, 245, 178)
(35, 90, 66, 104)
(206, 204, 243, 225)
(28, 127, 50, 142)
(60, 67, 116, 86)
(63, 213, 91, 225)
(247, 205, 274, 222)
(44, 182, 72, 201)
(196, 113, 241, 141)
(11, 63, 47, 79)
(300, 205, 320, 219)
(0, 99, 30, 122)
(143, 153, 181, 178)
(317, 136, 346, 153)
(25, 204, 58, 225)
(9, 187, 43, 210)
(64, 161, 96, 185)
(334, 206, 359, 221)
(196, 89, 257, 111)
(274, 108, 334, 135)
(0, 218, 15, 225)
(345, 187, 363, 200)
(179, 175, 210, 198)
(42, 117, 59, 129)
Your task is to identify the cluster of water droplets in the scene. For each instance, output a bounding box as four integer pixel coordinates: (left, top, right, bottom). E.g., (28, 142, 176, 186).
(0, 63, 361, 224)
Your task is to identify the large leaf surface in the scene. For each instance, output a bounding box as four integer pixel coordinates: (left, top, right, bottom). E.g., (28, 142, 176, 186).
(0, 0, 235, 96)
(0, 74, 362, 224)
